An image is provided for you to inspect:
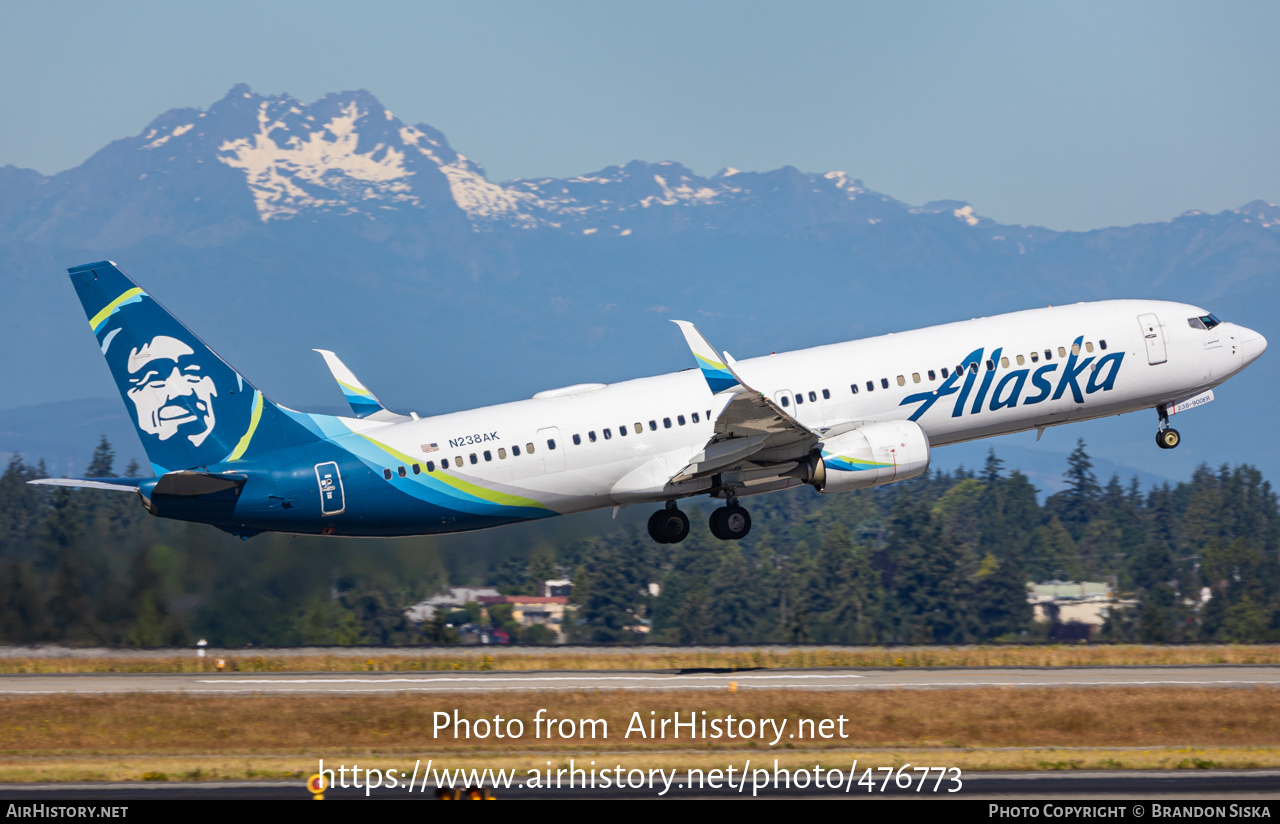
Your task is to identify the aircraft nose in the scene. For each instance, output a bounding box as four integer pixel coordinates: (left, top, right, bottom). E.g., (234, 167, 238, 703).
(1240, 326, 1268, 366)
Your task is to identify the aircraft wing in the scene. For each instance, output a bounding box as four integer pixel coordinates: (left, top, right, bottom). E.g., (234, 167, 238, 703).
(313, 349, 412, 423)
(669, 321, 820, 483)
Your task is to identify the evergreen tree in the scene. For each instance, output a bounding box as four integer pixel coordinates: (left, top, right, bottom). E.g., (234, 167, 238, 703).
(85, 436, 115, 478)
(1047, 438, 1099, 538)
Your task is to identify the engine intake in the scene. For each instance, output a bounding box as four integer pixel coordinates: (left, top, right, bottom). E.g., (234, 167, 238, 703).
(795, 420, 931, 493)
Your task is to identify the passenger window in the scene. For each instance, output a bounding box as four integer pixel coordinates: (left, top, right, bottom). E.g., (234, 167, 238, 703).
(1016, 354, 1025, 366)
(896, 375, 905, 386)
(470, 454, 478, 465)
(398, 466, 407, 477)
(512, 445, 521, 456)
(941, 367, 949, 378)
(413, 463, 421, 475)
(677, 415, 686, 425)
(1100, 340, 1108, 350)
(985, 359, 995, 372)
(603, 428, 612, 440)
(663, 418, 672, 428)
(1085, 342, 1094, 353)
(822, 389, 830, 399)
(692, 412, 700, 423)
(808, 391, 817, 402)
(383, 468, 392, 480)
(427, 461, 435, 472)
(455, 455, 462, 466)
(442, 459, 449, 469)
(649, 420, 657, 431)
(928, 370, 936, 381)
(1030, 351, 1039, 363)
(795, 394, 804, 405)
(498, 448, 507, 459)
(1044, 349, 1052, 361)
(572, 434, 581, 446)
(969, 362, 979, 374)
(912, 373, 920, 384)
(850, 383, 859, 394)
(1000, 357, 1009, 368)
(635, 423, 643, 434)
(618, 425, 627, 437)
(867, 381, 875, 392)
(781, 396, 790, 407)
(881, 378, 889, 389)
(588, 431, 597, 442)
(547, 439, 556, 450)
(1057, 346, 1067, 358)
(526, 443, 534, 453)
(484, 450, 492, 461)
(1071, 343, 1080, 356)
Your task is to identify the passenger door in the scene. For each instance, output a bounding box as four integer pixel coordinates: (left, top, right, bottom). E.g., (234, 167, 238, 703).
(1138, 313, 1167, 365)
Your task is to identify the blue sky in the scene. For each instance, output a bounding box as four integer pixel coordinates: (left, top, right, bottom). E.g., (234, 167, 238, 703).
(2, 0, 1277, 230)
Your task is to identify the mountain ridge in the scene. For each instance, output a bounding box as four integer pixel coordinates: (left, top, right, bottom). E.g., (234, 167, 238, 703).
(2, 84, 1277, 484)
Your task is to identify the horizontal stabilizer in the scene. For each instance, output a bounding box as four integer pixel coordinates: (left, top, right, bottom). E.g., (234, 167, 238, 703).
(28, 477, 147, 492)
(672, 321, 738, 394)
(313, 349, 411, 422)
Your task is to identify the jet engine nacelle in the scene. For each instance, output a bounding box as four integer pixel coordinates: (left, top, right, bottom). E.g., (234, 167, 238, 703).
(801, 420, 931, 493)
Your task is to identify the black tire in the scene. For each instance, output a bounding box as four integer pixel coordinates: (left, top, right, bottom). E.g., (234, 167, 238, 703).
(721, 505, 751, 540)
(647, 510, 670, 543)
(1159, 428, 1181, 449)
(649, 508, 689, 543)
(708, 508, 728, 540)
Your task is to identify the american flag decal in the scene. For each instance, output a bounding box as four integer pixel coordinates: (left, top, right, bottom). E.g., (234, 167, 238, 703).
(420, 443, 439, 454)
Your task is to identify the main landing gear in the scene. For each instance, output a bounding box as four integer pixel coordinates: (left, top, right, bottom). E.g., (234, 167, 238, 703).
(646, 498, 754, 543)
(709, 503, 752, 541)
(647, 502, 690, 544)
(1155, 404, 1181, 450)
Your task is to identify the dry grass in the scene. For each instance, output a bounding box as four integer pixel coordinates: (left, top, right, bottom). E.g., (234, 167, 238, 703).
(0, 747, 1276, 784)
(2, 644, 1280, 674)
(1, 687, 1278, 756)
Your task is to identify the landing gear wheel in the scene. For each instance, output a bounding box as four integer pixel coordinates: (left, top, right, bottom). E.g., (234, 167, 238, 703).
(648, 507, 690, 543)
(1156, 428, 1181, 450)
(710, 505, 751, 540)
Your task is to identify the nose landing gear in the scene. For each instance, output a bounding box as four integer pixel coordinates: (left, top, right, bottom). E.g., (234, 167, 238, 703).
(1155, 404, 1181, 449)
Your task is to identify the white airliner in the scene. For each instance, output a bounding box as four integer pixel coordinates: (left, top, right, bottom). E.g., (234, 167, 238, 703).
(41, 263, 1268, 543)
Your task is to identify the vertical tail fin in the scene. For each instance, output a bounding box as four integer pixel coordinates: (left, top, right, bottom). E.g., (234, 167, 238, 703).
(70, 261, 308, 473)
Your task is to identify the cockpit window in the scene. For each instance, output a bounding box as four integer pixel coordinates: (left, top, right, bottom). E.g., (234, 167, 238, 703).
(1189, 315, 1220, 330)
(1188, 317, 1207, 330)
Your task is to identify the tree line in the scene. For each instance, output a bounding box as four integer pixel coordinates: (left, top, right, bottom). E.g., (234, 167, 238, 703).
(1, 437, 1277, 646)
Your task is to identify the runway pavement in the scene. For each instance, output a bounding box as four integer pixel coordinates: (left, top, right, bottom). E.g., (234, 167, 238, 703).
(1, 665, 1278, 695)
(0, 770, 1277, 799)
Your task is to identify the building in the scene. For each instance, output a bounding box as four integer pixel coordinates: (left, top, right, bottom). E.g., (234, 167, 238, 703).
(403, 587, 501, 623)
(1028, 581, 1127, 639)
(477, 595, 570, 642)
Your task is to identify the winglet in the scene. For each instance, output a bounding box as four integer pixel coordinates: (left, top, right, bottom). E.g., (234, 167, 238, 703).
(313, 349, 397, 419)
(671, 321, 738, 394)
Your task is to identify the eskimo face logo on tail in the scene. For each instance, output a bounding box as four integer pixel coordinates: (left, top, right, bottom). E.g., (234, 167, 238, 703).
(125, 335, 218, 446)
(94, 288, 257, 470)
(899, 337, 1125, 421)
